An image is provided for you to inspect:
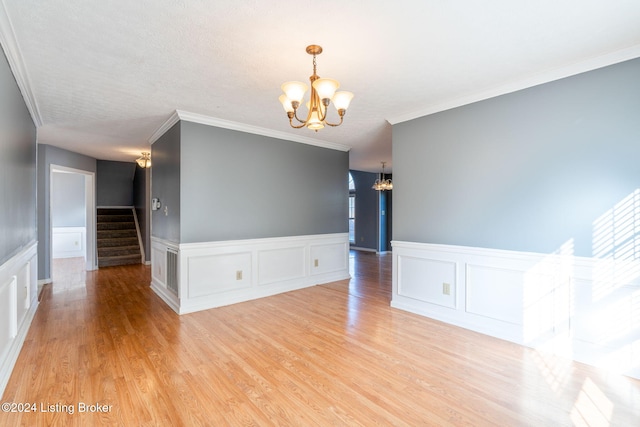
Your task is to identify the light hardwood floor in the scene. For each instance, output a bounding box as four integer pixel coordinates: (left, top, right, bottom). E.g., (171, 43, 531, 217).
(1, 252, 639, 426)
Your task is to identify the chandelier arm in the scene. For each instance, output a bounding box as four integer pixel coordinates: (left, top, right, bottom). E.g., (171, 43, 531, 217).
(293, 108, 308, 124)
(281, 45, 352, 131)
(313, 94, 329, 122)
(324, 115, 344, 127)
(288, 117, 307, 129)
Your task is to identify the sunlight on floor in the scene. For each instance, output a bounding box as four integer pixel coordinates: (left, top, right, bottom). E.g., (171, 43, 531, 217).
(531, 350, 572, 394)
(570, 378, 613, 427)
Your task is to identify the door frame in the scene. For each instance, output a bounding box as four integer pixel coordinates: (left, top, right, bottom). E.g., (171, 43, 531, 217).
(50, 164, 97, 271)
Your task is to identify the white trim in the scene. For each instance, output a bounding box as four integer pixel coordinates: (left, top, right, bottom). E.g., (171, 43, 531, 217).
(349, 246, 377, 253)
(387, 44, 640, 124)
(0, 0, 43, 126)
(149, 109, 351, 152)
(151, 233, 350, 314)
(0, 242, 38, 397)
(148, 111, 180, 144)
(52, 226, 85, 259)
(177, 232, 347, 251)
(391, 240, 640, 380)
(131, 208, 145, 264)
(50, 165, 97, 272)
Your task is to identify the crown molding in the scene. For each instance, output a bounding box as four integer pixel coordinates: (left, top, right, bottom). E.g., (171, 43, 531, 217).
(149, 109, 351, 152)
(148, 110, 180, 144)
(0, 0, 42, 126)
(387, 44, 640, 125)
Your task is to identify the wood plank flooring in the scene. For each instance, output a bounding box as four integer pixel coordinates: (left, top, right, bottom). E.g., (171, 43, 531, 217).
(2, 252, 639, 426)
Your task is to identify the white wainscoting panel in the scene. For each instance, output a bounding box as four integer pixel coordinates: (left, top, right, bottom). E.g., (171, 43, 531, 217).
(151, 234, 350, 315)
(310, 241, 349, 276)
(188, 252, 252, 297)
(258, 246, 306, 286)
(150, 238, 179, 312)
(465, 264, 523, 324)
(0, 242, 38, 397)
(391, 240, 640, 380)
(397, 255, 456, 309)
(52, 227, 85, 259)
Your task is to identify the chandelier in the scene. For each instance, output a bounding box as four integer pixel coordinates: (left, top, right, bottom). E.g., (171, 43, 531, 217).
(136, 152, 151, 168)
(279, 45, 354, 131)
(372, 162, 393, 191)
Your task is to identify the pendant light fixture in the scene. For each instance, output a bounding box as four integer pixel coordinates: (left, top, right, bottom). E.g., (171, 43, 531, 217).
(372, 162, 393, 191)
(136, 152, 151, 168)
(279, 45, 354, 132)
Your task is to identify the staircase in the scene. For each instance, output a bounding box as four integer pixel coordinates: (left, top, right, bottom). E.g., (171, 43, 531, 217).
(97, 208, 141, 267)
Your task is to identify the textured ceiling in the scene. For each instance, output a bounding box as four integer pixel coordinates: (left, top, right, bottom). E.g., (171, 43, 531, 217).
(1, 0, 640, 172)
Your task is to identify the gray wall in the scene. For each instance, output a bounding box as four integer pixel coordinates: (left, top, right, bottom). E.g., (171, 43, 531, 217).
(52, 172, 86, 227)
(133, 165, 150, 262)
(151, 122, 181, 243)
(393, 58, 640, 257)
(0, 47, 37, 266)
(97, 160, 135, 206)
(179, 122, 349, 242)
(38, 144, 96, 279)
(151, 121, 349, 244)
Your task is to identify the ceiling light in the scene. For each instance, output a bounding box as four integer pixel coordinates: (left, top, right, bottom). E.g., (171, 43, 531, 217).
(279, 45, 354, 132)
(372, 162, 393, 191)
(136, 152, 151, 168)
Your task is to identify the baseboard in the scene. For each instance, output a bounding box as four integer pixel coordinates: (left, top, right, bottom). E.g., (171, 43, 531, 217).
(349, 246, 377, 253)
(150, 282, 180, 314)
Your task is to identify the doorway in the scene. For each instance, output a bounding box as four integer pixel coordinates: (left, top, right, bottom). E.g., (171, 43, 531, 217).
(50, 165, 97, 275)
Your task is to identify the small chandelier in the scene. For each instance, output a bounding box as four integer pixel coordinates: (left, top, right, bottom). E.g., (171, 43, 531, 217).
(136, 152, 151, 168)
(372, 162, 393, 191)
(279, 45, 354, 132)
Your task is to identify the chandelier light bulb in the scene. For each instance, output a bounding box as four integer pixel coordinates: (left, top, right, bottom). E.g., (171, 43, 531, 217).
(307, 110, 325, 130)
(279, 94, 294, 113)
(281, 81, 307, 104)
(332, 91, 354, 111)
(136, 152, 151, 168)
(372, 161, 393, 191)
(312, 78, 339, 101)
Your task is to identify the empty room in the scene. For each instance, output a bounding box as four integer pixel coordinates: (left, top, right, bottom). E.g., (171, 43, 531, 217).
(1, 1, 640, 425)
